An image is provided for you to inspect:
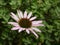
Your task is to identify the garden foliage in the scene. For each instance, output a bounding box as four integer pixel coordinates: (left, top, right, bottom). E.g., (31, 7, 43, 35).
(0, 0, 60, 45)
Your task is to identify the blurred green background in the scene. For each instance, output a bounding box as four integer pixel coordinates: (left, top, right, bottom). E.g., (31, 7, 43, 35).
(0, 0, 60, 45)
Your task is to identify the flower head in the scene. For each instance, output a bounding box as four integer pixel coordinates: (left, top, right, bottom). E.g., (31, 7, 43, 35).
(8, 10, 44, 38)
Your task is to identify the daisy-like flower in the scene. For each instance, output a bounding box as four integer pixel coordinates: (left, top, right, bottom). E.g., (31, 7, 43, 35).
(8, 10, 44, 38)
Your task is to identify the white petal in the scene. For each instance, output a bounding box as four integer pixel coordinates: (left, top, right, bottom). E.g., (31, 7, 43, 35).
(32, 27, 41, 32)
(32, 24, 44, 26)
(17, 10, 23, 18)
(24, 11, 27, 18)
(8, 22, 19, 26)
(18, 28, 23, 32)
(32, 20, 42, 24)
(30, 16, 37, 21)
(26, 29, 30, 34)
(11, 27, 20, 30)
(11, 12, 19, 22)
(27, 12, 32, 19)
(18, 28, 25, 32)
(17, 10, 22, 19)
(22, 28, 25, 30)
(30, 29, 38, 38)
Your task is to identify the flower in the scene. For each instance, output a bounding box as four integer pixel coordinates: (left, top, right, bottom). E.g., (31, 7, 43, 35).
(8, 10, 44, 38)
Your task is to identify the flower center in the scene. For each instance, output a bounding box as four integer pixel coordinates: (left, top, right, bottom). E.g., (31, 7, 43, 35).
(18, 18, 32, 28)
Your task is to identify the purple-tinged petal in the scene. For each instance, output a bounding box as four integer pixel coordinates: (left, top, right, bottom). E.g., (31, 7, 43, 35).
(8, 22, 19, 26)
(26, 29, 30, 34)
(11, 12, 19, 22)
(32, 27, 41, 32)
(32, 20, 42, 24)
(18, 28, 23, 32)
(30, 16, 37, 21)
(27, 12, 32, 19)
(11, 27, 20, 30)
(32, 24, 44, 26)
(18, 28, 25, 32)
(24, 11, 27, 18)
(30, 29, 38, 38)
(17, 10, 23, 18)
(17, 10, 22, 19)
